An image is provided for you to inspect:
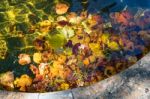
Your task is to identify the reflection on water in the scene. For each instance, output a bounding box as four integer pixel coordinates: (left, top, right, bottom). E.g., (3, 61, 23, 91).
(0, 0, 149, 92)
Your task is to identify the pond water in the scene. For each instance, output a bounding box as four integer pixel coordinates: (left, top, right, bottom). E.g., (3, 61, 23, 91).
(71, 0, 150, 12)
(0, 0, 150, 92)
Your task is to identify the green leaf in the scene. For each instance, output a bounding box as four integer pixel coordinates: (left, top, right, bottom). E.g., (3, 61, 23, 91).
(47, 33, 67, 49)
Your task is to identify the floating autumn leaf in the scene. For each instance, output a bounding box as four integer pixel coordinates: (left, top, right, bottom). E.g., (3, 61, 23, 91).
(58, 26, 75, 39)
(115, 13, 128, 25)
(47, 33, 67, 49)
(57, 54, 67, 64)
(82, 21, 92, 34)
(76, 80, 84, 87)
(60, 83, 69, 90)
(88, 55, 96, 63)
(92, 14, 103, 24)
(64, 47, 72, 56)
(127, 56, 138, 64)
(55, 3, 69, 15)
(30, 64, 39, 75)
(6, 10, 16, 21)
(0, 71, 14, 89)
(115, 62, 126, 72)
(89, 43, 104, 57)
(67, 12, 81, 24)
(87, 14, 100, 27)
(83, 58, 90, 66)
(101, 33, 110, 44)
(38, 63, 48, 75)
(71, 35, 84, 45)
(38, 20, 51, 34)
(50, 61, 65, 78)
(33, 52, 42, 64)
(107, 41, 120, 50)
(57, 16, 67, 22)
(89, 43, 100, 51)
(18, 54, 31, 65)
(104, 66, 116, 77)
(14, 74, 32, 92)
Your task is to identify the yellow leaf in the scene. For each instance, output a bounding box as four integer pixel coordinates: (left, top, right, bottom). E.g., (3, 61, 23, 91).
(55, 3, 69, 15)
(89, 43, 100, 51)
(33, 52, 42, 64)
(101, 33, 110, 44)
(83, 58, 90, 66)
(39, 20, 51, 34)
(107, 41, 119, 50)
(6, 10, 16, 20)
(89, 55, 96, 63)
(14, 74, 32, 91)
(0, 71, 14, 89)
(50, 61, 64, 78)
(60, 83, 69, 90)
(89, 43, 104, 57)
(104, 66, 116, 77)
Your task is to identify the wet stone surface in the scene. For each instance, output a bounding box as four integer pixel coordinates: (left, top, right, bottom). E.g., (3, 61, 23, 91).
(0, 53, 150, 99)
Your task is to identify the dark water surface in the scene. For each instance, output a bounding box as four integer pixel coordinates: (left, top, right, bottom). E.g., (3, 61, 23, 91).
(71, 0, 150, 12)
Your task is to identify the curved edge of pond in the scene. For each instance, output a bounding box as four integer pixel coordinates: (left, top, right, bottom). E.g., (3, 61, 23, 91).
(0, 52, 150, 99)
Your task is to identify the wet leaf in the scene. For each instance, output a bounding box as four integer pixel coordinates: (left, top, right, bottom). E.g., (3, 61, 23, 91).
(47, 33, 67, 49)
(14, 74, 32, 91)
(0, 71, 14, 89)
